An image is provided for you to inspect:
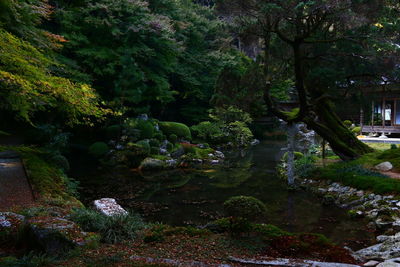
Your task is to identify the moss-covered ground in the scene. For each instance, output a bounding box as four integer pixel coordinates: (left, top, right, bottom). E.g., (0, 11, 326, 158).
(312, 145, 400, 195)
(0, 145, 82, 209)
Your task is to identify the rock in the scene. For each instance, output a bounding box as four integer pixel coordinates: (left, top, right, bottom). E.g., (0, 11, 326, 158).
(378, 235, 391, 242)
(139, 157, 165, 170)
(0, 212, 24, 229)
(250, 139, 260, 146)
(214, 151, 225, 159)
(364, 260, 381, 266)
(356, 232, 400, 260)
(137, 114, 148, 121)
(210, 160, 219, 164)
(165, 159, 178, 168)
(159, 148, 168, 155)
(171, 147, 185, 158)
(375, 162, 393, 172)
(93, 198, 128, 216)
(377, 262, 400, 267)
(28, 216, 98, 255)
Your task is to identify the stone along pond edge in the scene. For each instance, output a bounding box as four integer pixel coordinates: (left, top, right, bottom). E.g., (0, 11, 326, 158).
(300, 177, 400, 266)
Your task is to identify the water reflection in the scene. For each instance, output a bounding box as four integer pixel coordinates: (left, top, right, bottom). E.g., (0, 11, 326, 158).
(76, 140, 375, 249)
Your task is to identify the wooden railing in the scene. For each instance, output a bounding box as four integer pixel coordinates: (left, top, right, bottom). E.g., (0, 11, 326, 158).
(362, 126, 400, 133)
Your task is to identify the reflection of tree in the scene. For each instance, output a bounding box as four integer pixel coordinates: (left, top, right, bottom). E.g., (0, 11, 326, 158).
(208, 149, 254, 188)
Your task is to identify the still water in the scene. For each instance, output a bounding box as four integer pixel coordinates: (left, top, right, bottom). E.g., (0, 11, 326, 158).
(74, 141, 375, 249)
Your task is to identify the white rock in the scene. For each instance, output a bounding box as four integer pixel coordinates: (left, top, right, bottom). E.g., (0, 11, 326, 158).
(364, 261, 381, 266)
(93, 198, 128, 217)
(375, 162, 393, 172)
(214, 151, 225, 159)
(377, 262, 400, 267)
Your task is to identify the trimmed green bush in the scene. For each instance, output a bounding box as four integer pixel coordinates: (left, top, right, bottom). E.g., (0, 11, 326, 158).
(282, 151, 304, 161)
(168, 134, 178, 144)
(352, 126, 361, 135)
(50, 153, 70, 171)
(154, 133, 163, 141)
(149, 139, 160, 148)
(137, 120, 155, 139)
(105, 125, 122, 139)
(343, 120, 352, 128)
(166, 142, 174, 152)
(391, 144, 397, 150)
(88, 142, 109, 158)
(224, 196, 267, 222)
(159, 122, 191, 140)
(136, 140, 151, 155)
(191, 121, 224, 143)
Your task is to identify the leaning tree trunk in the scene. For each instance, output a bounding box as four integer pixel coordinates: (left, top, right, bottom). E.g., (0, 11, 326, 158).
(303, 99, 373, 161)
(286, 122, 297, 185)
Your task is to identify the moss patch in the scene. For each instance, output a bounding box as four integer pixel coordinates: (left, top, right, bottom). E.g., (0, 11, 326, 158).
(0, 146, 81, 207)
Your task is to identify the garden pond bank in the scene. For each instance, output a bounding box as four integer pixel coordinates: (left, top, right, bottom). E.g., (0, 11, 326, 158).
(73, 140, 376, 250)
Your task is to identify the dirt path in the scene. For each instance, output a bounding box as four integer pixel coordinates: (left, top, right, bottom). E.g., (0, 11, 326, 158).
(0, 151, 35, 210)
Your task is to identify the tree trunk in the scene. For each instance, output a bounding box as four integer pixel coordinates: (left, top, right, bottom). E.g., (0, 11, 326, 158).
(303, 99, 373, 160)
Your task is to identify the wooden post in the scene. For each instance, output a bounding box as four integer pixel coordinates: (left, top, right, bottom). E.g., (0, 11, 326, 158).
(360, 107, 364, 134)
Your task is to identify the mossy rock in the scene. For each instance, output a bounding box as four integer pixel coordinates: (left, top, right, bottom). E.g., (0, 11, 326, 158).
(105, 125, 122, 139)
(88, 142, 109, 158)
(159, 122, 192, 140)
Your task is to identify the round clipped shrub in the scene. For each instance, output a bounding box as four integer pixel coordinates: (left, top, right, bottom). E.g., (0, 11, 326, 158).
(168, 134, 178, 144)
(154, 133, 164, 141)
(105, 125, 122, 139)
(159, 122, 191, 140)
(352, 126, 361, 135)
(282, 151, 304, 161)
(343, 120, 352, 128)
(391, 144, 397, 150)
(137, 120, 155, 139)
(223, 196, 267, 222)
(149, 139, 160, 148)
(88, 142, 109, 158)
(136, 140, 150, 155)
(166, 142, 174, 152)
(50, 154, 70, 171)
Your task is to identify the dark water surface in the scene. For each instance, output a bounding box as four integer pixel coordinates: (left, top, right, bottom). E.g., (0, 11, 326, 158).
(73, 141, 375, 249)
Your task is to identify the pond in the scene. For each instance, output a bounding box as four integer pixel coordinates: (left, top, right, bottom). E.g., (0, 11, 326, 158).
(73, 140, 375, 250)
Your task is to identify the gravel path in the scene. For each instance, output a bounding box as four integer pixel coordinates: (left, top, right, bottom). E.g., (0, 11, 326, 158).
(0, 151, 35, 210)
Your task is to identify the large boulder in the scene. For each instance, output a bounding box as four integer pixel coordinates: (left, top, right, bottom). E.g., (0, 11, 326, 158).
(139, 157, 165, 171)
(27, 216, 98, 255)
(0, 212, 25, 245)
(355, 232, 400, 260)
(93, 198, 128, 216)
(375, 162, 393, 172)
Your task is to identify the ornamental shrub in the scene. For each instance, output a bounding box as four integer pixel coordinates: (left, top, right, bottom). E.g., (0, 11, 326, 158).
(391, 144, 398, 150)
(88, 142, 109, 158)
(223, 196, 267, 222)
(159, 122, 192, 140)
(168, 134, 178, 144)
(149, 139, 160, 148)
(136, 140, 150, 155)
(343, 120, 352, 128)
(282, 151, 304, 161)
(105, 125, 122, 139)
(137, 120, 155, 139)
(352, 126, 361, 135)
(191, 121, 225, 143)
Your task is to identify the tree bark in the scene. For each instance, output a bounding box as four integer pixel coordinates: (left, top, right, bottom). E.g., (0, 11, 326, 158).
(286, 122, 297, 185)
(303, 99, 373, 160)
